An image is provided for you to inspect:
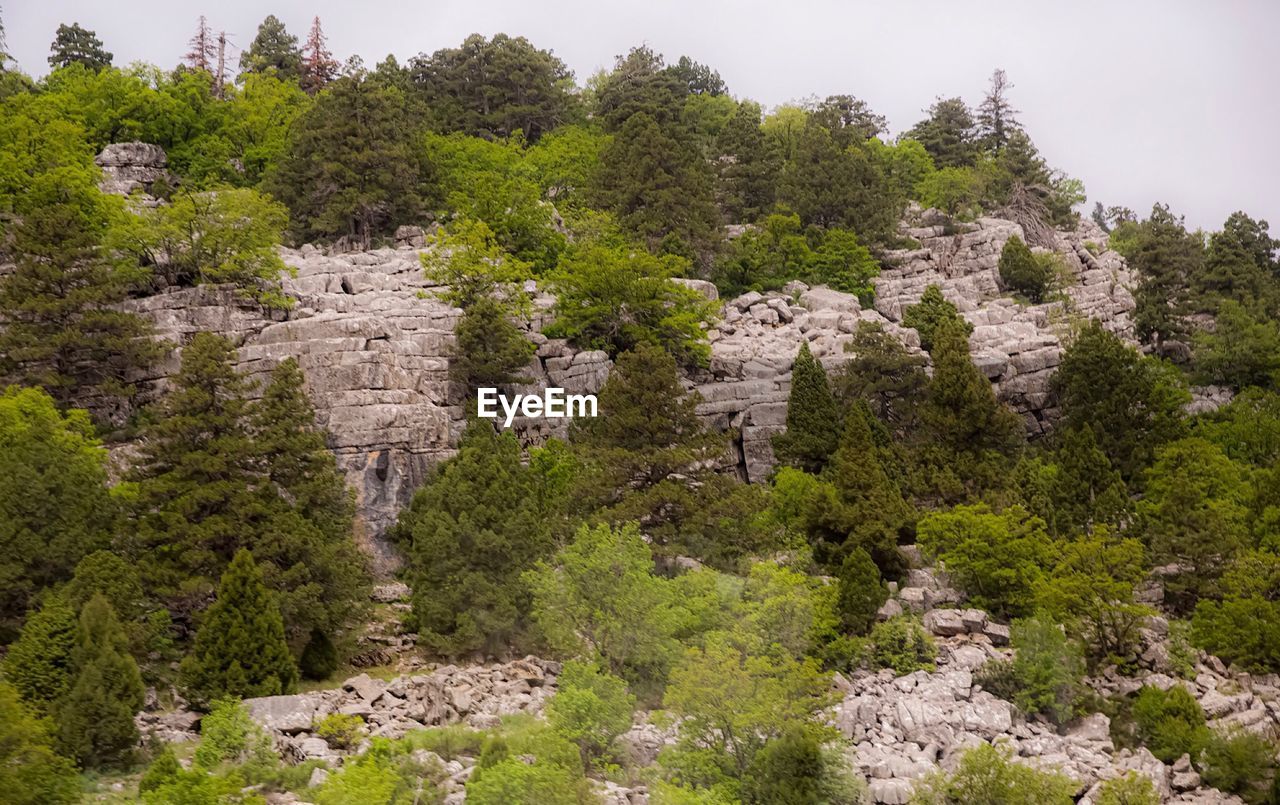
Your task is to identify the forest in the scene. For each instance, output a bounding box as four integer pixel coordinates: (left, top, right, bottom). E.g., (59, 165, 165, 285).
(2, 9, 1280, 805)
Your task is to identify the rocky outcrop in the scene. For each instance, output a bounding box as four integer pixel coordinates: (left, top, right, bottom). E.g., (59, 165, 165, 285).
(95, 142, 175, 201)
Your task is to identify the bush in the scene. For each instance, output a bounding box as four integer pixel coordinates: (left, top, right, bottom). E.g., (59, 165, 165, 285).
(465, 758, 584, 805)
(315, 712, 365, 750)
(741, 725, 865, 805)
(910, 742, 1076, 804)
(1095, 771, 1159, 805)
(194, 698, 269, 768)
(546, 660, 635, 768)
(1007, 615, 1084, 724)
(998, 236, 1055, 303)
(1131, 685, 1209, 764)
(300, 629, 339, 681)
(405, 724, 487, 761)
(1200, 727, 1279, 804)
(870, 616, 936, 675)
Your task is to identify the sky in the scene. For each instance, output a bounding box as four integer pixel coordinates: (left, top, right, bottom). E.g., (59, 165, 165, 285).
(5, 0, 1278, 233)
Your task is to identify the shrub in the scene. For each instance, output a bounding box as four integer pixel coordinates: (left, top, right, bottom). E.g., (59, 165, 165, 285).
(546, 660, 635, 768)
(910, 742, 1076, 804)
(465, 759, 584, 805)
(1095, 771, 1159, 805)
(998, 236, 1055, 303)
(405, 724, 487, 761)
(836, 548, 888, 636)
(1200, 727, 1279, 804)
(1007, 615, 1084, 724)
(194, 698, 270, 768)
(741, 725, 865, 805)
(870, 616, 936, 675)
(1131, 685, 1209, 764)
(139, 746, 182, 794)
(315, 712, 365, 750)
(300, 629, 340, 681)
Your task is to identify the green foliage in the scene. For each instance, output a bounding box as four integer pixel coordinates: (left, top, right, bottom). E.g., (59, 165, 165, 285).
(58, 593, 145, 768)
(451, 297, 537, 394)
(1193, 299, 1280, 390)
(0, 682, 80, 805)
(998, 235, 1055, 302)
(712, 214, 880, 299)
(869, 616, 937, 675)
(1020, 424, 1131, 537)
(1191, 550, 1280, 673)
(548, 237, 717, 366)
(836, 547, 888, 636)
(300, 628, 339, 681)
(903, 285, 973, 353)
(194, 698, 269, 767)
(777, 123, 900, 242)
(238, 15, 302, 81)
(0, 386, 112, 631)
(1006, 615, 1084, 723)
(0, 172, 159, 407)
(315, 712, 365, 750)
(1138, 437, 1251, 611)
(918, 505, 1055, 619)
(917, 166, 984, 217)
(140, 745, 182, 793)
(836, 320, 930, 429)
(811, 228, 881, 298)
(313, 738, 441, 805)
(909, 742, 1076, 805)
(393, 420, 553, 656)
(1131, 684, 1209, 764)
(49, 23, 113, 70)
(867, 137, 936, 202)
(180, 549, 298, 705)
(465, 758, 583, 805)
(410, 33, 579, 142)
(1053, 320, 1188, 480)
(1, 593, 77, 714)
(546, 660, 635, 768)
(906, 97, 979, 170)
(1129, 204, 1203, 351)
(714, 101, 780, 223)
(771, 342, 840, 473)
(268, 72, 426, 245)
(1095, 772, 1160, 805)
(740, 725, 865, 805)
(1200, 727, 1280, 804)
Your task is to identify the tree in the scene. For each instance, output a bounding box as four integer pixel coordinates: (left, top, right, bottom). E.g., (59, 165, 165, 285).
(299, 628, 339, 681)
(1193, 299, 1280, 390)
(777, 123, 899, 242)
(58, 594, 145, 768)
(184, 16, 215, 73)
(548, 238, 717, 367)
(902, 284, 972, 353)
(1006, 615, 1084, 724)
(811, 228, 881, 299)
(180, 549, 297, 704)
(714, 100, 780, 222)
(772, 342, 841, 473)
(836, 547, 887, 636)
(0, 387, 112, 631)
(1129, 204, 1203, 353)
(592, 111, 719, 259)
(1028, 424, 1131, 536)
(1138, 438, 1251, 611)
(238, 15, 302, 81)
(911, 743, 1076, 805)
(810, 94, 887, 144)
(391, 420, 552, 656)
(48, 23, 112, 70)
(1192, 550, 1280, 673)
(546, 660, 635, 769)
(268, 73, 425, 246)
(0, 174, 159, 409)
(300, 16, 338, 95)
(1052, 320, 1188, 481)
(410, 33, 578, 142)
(917, 505, 1056, 619)
(0, 682, 80, 805)
(998, 235, 1054, 302)
(0, 593, 77, 715)
(907, 97, 979, 169)
(1131, 685, 1209, 764)
(976, 69, 1023, 154)
(835, 321, 929, 430)
(667, 55, 727, 96)
(594, 45, 688, 131)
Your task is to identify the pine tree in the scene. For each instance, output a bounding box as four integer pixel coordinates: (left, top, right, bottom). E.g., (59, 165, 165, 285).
(997, 235, 1053, 302)
(976, 68, 1022, 154)
(184, 15, 215, 73)
(714, 101, 780, 223)
(180, 549, 297, 704)
(0, 175, 159, 411)
(238, 14, 301, 81)
(806, 403, 912, 575)
(451, 297, 536, 396)
(1, 593, 77, 716)
(300, 16, 338, 95)
(777, 122, 899, 242)
(902, 284, 972, 352)
(836, 547, 888, 635)
(47, 22, 112, 70)
(772, 342, 841, 474)
(1131, 204, 1202, 354)
(58, 594, 145, 769)
(907, 97, 979, 169)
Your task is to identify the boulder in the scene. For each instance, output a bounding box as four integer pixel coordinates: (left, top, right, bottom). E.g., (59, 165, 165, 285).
(924, 609, 967, 637)
(244, 694, 323, 734)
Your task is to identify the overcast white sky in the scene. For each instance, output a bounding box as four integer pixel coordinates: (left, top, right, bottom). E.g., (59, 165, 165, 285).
(6, 0, 1278, 232)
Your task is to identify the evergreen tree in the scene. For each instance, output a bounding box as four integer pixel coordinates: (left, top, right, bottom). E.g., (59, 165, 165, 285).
(0, 175, 159, 410)
(451, 297, 537, 394)
(810, 93, 887, 145)
(268, 73, 426, 246)
(0, 386, 113, 632)
(772, 342, 841, 474)
(58, 594, 145, 768)
(666, 55, 727, 96)
(976, 68, 1022, 154)
(391, 420, 552, 655)
(0, 682, 80, 805)
(907, 97, 979, 169)
(902, 284, 973, 352)
(594, 45, 688, 131)
(836, 321, 930, 432)
(1, 593, 77, 715)
(805, 403, 912, 576)
(47, 22, 112, 70)
(299, 628, 338, 681)
(409, 33, 579, 142)
(592, 111, 719, 259)
(836, 547, 888, 635)
(238, 15, 302, 81)
(1042, 425, 1130, 535)
(998, 235, 1054, 302)
(1130, 204, 1203, 353)
(778, 122, 899, 242)
(184, 15, 215, 73)
(714, 101, 780, 222)
(180, 549, 297, 704)
(300, 16, 338, 95)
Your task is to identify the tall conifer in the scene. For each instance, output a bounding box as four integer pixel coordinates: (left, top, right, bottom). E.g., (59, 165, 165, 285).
(773, 342, 841, 474)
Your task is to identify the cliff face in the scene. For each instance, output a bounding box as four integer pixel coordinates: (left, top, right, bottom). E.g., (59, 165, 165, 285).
(111, 211, 1137, 572)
